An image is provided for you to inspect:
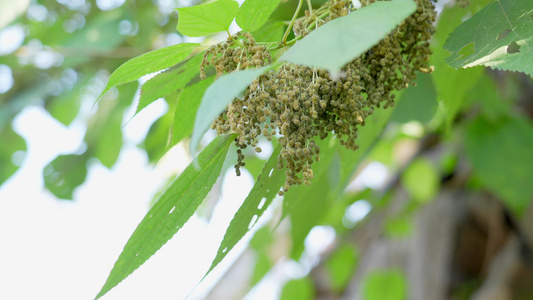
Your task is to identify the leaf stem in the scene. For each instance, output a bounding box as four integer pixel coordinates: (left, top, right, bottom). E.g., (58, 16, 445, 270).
(307, 0, 313, 16)
(282, 0, 304, 46)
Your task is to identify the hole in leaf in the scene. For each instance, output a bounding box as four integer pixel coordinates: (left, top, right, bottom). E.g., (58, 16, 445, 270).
(222, 247, 228, 253)
(507, 41, 521, 54)
(169, 206, 175, 214)
(268, 168, 274, 177)
(258, 197, 267, 210)
(458, 42, 475, 59)
(497, 28, 511, 40)
(248, 215, 259, 229)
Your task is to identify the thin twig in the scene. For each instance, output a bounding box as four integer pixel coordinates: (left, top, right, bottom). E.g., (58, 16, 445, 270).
(282, 0, 304, 46)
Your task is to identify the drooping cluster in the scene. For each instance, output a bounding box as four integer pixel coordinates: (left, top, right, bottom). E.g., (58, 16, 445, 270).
(204, 0, 437, 194)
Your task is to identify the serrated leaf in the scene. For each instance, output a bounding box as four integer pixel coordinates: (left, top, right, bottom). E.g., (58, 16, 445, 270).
(236, 0, 281, 32)
(279, 0, 416, 74)
(95, 134, 235, 300)
(363, 270, 407, 300)
(171, 76, 215, 147)
(98, 43, 199, 99)
(205, 145, 285, 276)
(177, 0, 239, 37)
(444, 0, 533, 77)
(465, 117, 533, 215)
(190, 66, 270, 158)
(137, 53, 203, 115)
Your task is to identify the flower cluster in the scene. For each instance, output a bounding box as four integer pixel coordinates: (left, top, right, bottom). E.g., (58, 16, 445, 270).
(203, 0, 436, 194)
(200, 31, 272, 80)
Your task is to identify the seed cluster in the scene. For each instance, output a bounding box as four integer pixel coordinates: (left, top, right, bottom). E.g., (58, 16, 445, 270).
(200, 31, 272, 80)
(293, 0, 352, 37)
(203, 0, 436, 195)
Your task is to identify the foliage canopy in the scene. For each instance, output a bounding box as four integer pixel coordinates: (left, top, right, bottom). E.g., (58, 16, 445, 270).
(1, 0, 532, 299)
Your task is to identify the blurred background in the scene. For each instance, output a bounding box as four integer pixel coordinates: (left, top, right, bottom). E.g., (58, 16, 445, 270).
(1, 0, 533, 300)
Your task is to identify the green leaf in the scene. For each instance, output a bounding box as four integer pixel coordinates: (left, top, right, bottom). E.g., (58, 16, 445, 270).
(444, 0, 533, 77)
(280, 278, 315, 300)
(177, 0, 239, 37)
(401, 157, 439, 203)
(325, 244, 359, 293)
(0, 125, 26, 186)
(205, 145, 285, 276)
(190, 66, 270, 157)
(236, 0, 281, 32)
(89, 83, 137, 168)
(279, 0, 416, 75)
(47, 74, 92, 126)
(43, 153, 89, 200)
(98, 43, 199, 99)
(250, 21, 285, 43)
(363, 270, 407, 300)
(251, 250, 272, 286)
(385, 216, 414, 238)
(171, 77, 215, 147)
(465, 116, 533, 215)
(95, 134, 234, 300)
(430, 5, 485, 130)
(464, 74, 511, 121)
(137, 53, 203, 116)
(391, 73, 438, 123)
(250, 226, 274, 250)
(143, 94, 179, 163)
(250, 226, 274, 285)
(94, 109, 123, 168)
